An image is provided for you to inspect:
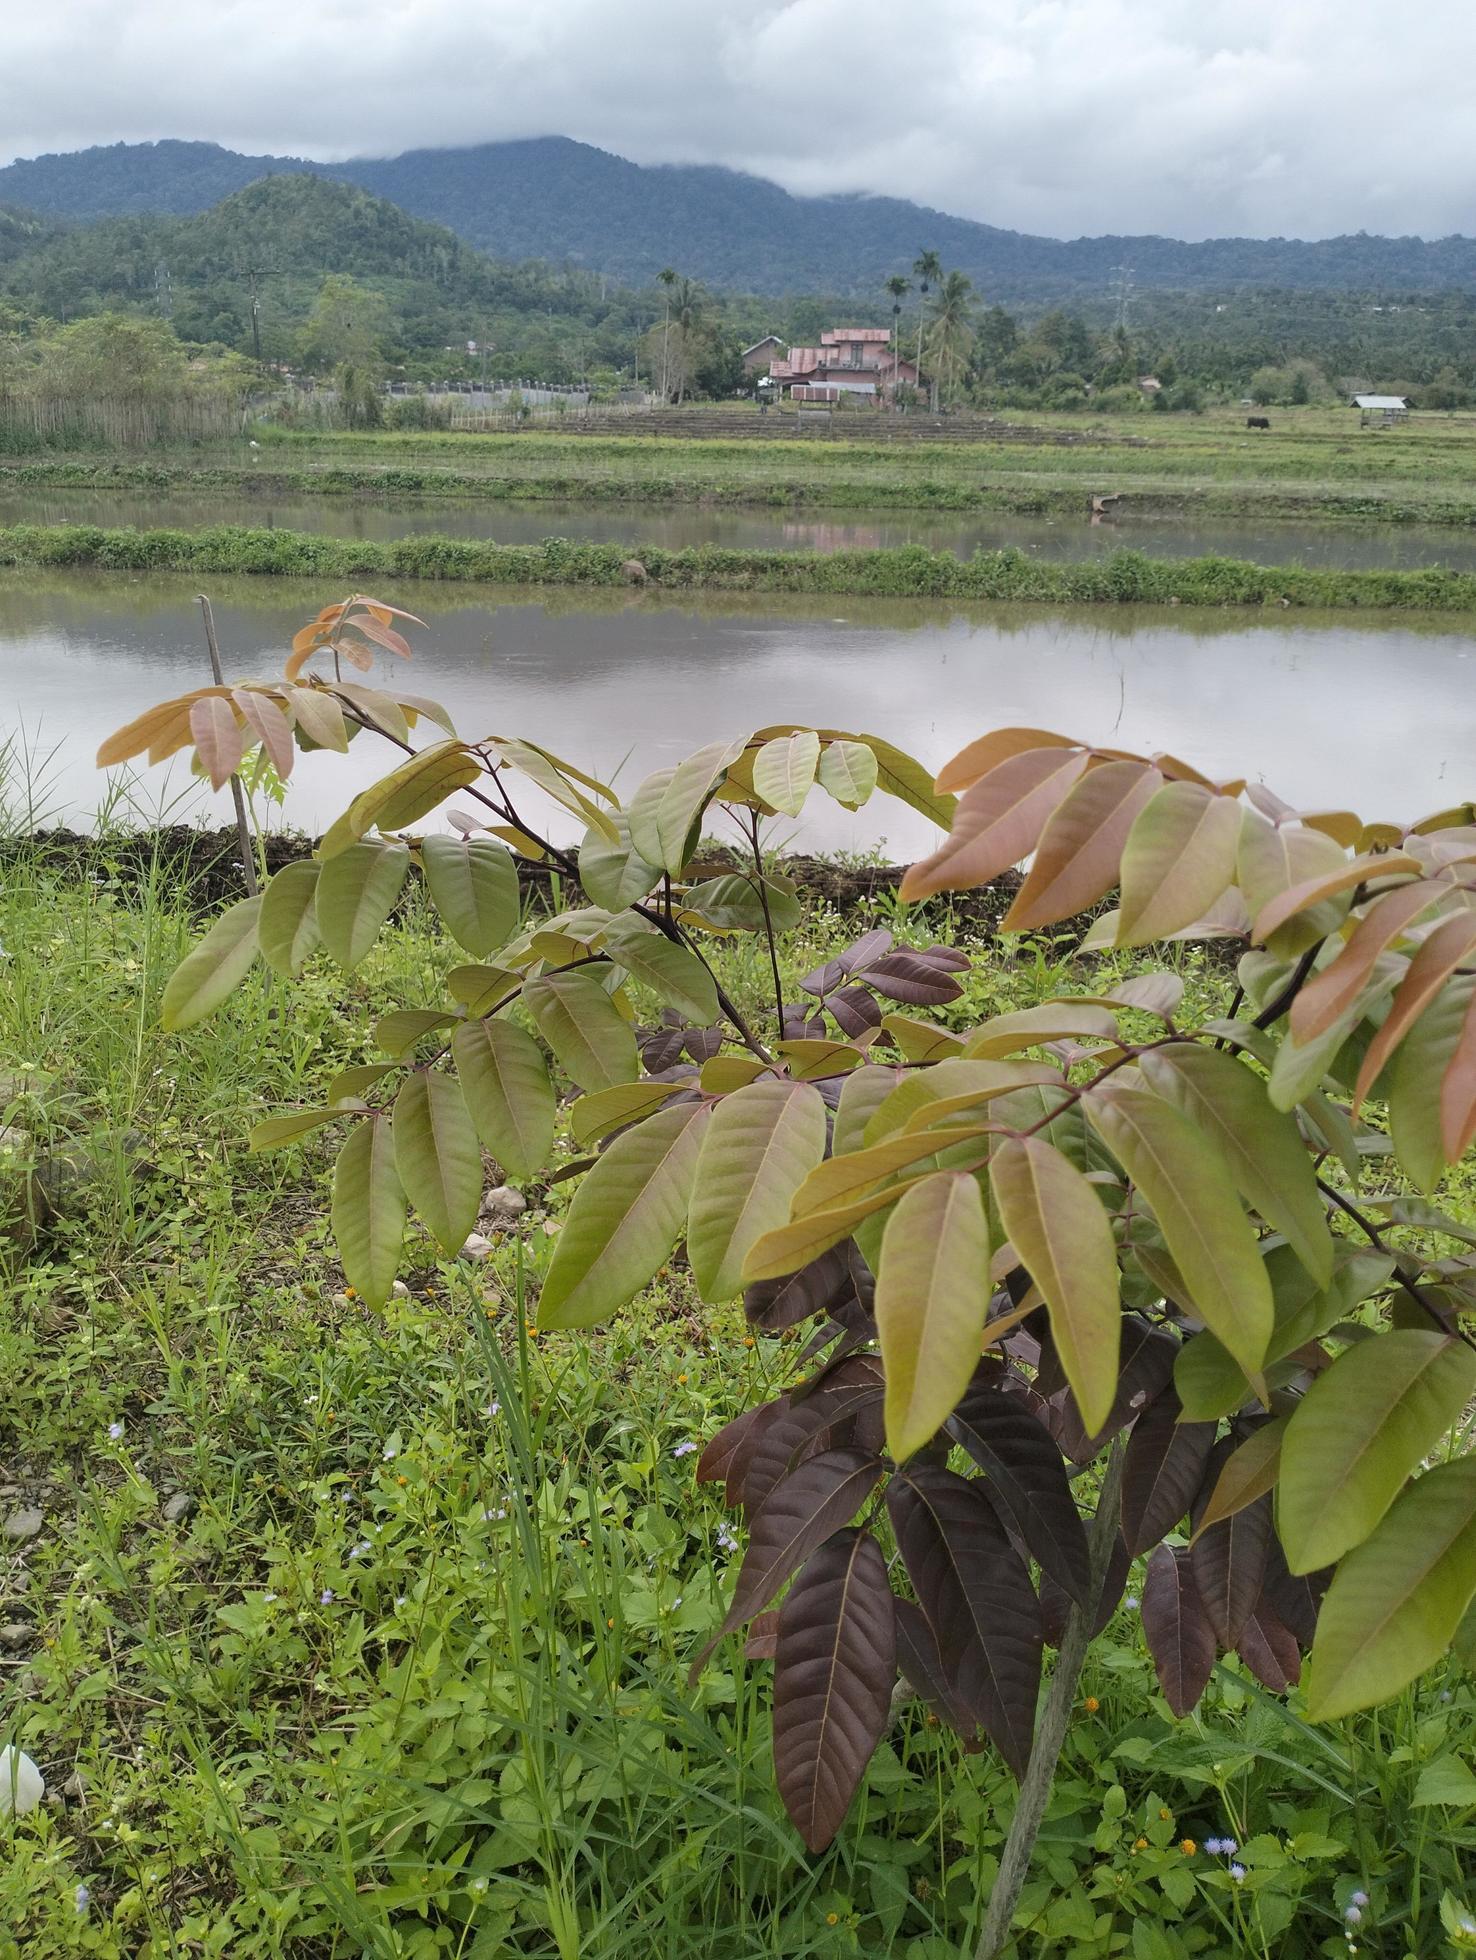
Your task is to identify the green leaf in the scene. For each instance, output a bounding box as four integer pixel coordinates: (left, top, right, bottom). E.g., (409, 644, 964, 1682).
(831, 1063, 906, 1159)
(1138, 1046, 1334, 1287)
(1116, 783, 1242, 947)
(391, 1072, 483, 1254)
(991, 1134, 1121, 1435)
(257, 860, 322, 978)
(569, 1079, 683, 1149)
(1411, 1756, 1476, 1808)
(838, 728, 954, 829)
(1087, 1078, 1273, 1381)
(539, 1101, 710, 1327)
(743, 1175, 934, 1282)
(525, 969, 639, 1092)
(331, 1116, 406, 1308)
(752, 731, 821, 816)
(315, 842, 411, 972)
(489, 737, 619, 843)
(578, 814, 660, 911)
(1306, 1458, 1476, 1720)
(963, 1002, 1119, 1059)
(451, 1019, 556, 1180)
(876, 1172, 992, 1460)
(248, 1109, 343, 1151)
(1279, 1330, 1476, 1573)
(420, 836, 520, 958)
(1389, 976, 1476, 1193)
(602, 920, 719, 1024)
(816, 740, 878, 810)
(628, 739, 746, 874)
(681, 872, 802, 935)
(687, 1079, 828, 1302)
(160, 895, 262, 1031)
(319, 740, 478, 855)
(375, 1008, 455, 1058)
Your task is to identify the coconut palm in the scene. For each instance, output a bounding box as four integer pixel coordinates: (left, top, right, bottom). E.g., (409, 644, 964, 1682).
(924, 269, 976, 409)
(669, 277, 708, 404)
(912, 249, 943, 397)
(884, 274, 911, 403)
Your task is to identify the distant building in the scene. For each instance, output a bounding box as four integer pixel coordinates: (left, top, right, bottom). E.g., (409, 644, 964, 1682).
(740, 334, 788, 375)
(1352, 392, 1411, 425)
(1137, 376, 1162, 396)
(766, 327, 922, 401)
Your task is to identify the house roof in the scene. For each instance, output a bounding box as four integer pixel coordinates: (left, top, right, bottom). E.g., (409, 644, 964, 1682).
(821, 327, 891, 344)
(740, 335, 785, 357)
(1352, 394, 1410, 409)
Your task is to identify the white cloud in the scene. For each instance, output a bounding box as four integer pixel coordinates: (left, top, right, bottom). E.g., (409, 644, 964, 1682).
(3, 0, 1473, 240)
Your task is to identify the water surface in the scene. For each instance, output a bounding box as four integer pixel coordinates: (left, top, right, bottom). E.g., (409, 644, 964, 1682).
(5, 489, 1476, 571)
(2, 571, 1472, 852)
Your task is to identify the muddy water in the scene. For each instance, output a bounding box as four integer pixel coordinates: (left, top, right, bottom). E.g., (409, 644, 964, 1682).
(2, 571, 1471, 851)
(5, 488, 1476, 571)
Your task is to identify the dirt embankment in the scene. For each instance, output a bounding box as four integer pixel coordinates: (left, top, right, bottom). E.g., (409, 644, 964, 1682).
(9, 825, 1027, 934)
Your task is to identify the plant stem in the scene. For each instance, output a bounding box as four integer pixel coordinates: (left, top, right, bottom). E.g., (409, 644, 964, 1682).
(973, 1440, 1126, 1960)
(196, 594, 258, 897)
(747, 809, 787, 1034)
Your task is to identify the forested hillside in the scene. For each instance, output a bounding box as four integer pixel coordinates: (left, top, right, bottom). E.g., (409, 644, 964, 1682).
(6, 134, 1476, 299)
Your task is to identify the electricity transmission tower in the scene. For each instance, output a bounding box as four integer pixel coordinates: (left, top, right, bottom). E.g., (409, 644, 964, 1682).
(153, 262, 172, 319)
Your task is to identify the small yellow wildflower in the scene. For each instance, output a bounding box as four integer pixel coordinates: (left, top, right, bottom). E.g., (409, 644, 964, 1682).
(826, 1914, 839, 1927)
(1082, 1696, 1099, 1714)
(743, 1336, 755, 1349)
(1159, 1808, 1172, 1822)
(1133, 1837, 1148, 1852)
(677, 1373, 688, 1384)
(1181, 1840, 1197, 1856)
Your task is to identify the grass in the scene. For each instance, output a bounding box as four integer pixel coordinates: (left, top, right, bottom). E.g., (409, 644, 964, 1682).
(4, 829, 1476, 1958)
(6, 522, 1476, 611)
(14, 405, 1476, 528)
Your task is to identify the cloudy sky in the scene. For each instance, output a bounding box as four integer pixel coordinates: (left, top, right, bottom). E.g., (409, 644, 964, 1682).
(3, 0, 1469, 241)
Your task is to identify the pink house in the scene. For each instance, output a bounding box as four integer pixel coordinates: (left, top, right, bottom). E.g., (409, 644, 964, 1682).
(766, 327, 922, 402)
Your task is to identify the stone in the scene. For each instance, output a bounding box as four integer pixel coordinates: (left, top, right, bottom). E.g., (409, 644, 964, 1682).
(391, 1280, 410, 1299)
(621, 558, 648, 585)
(458, 1233, 495, 1261)
(62, 1770, 86, 1800)
(3, 1508, 42, 1542)
(161, 1493, 197, 1524)
(0, 1623, 31, 1649)
(480, 1185, 527, 1224)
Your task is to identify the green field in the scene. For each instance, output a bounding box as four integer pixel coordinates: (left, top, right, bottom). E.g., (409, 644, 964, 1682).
(12, 404, 1476, 527)
(5, 833, 1476, 1958)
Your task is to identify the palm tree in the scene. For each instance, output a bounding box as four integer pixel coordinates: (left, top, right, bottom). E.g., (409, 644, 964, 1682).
(670, 277, 707, 404)
(884, 275, 911, 404)
(657, 266, 677, 401)
(912, 249, 943, 400)
(924, 270, 975, 410)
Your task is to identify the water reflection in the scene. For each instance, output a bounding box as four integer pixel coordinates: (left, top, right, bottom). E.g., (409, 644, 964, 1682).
(1, 571, 1472, 852)
(4, 489, 1476, 573)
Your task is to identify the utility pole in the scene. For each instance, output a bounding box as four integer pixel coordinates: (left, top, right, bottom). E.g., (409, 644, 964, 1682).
(1110, 264, 1135, 334)
(240, 265, 277, 365)
(154, 262, 172, 320)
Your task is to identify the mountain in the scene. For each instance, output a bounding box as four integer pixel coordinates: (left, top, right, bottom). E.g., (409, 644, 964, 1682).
(4, 135, 1476, 300)
(0, 175, 671, 373)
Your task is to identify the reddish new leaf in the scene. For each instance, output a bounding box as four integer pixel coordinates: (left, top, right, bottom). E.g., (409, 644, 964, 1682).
(1120, 1388, 1218, 1557)
(893, 1597, 981, 1744)
(1234, 1597, 1303, 1692)
(690, 1448, 885, 1679)
(773, 1529, 897, 1852)
(745, 1245, 858, 1332)
(900, 747, 1090, 902)
(1189, 1463, 1272, 1648)
(1141, 1545, 1217, 1716)
(946, 1391, 1091, 1604)
(887, 1467, 1043, 1775)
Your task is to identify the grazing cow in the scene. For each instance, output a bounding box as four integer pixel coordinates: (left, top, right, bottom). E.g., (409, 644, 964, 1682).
(1246, 416, 1271, 430)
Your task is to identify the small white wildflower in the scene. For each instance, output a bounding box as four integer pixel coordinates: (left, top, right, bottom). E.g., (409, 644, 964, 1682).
(1345, 1907, 1362, 1926)
(320, 1588, 334, 1604)
(1350, 1891, 1368, 1908)
(395, 1595, 408, 1608)
(263, 1591, 278, 1603)
(1122, 1594, 1139, 1611)
(107, 1422, 124, 1441)
(349, 1540, 371, 1560)
(672, 1441, 698, 1458)
(382, 1445, 397, 1461)
(74, 1884, 90, 1912)
(1229, 1864, 1246, 1883)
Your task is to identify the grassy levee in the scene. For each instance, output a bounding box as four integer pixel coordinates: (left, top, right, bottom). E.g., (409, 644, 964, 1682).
(6, 520, 1476, 610)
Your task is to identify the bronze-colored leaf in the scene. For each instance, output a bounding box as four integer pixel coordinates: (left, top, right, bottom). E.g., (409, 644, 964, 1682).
(1141, 1545, 1216, 1716)
(1002, 760, 1163, 931)
(900, 747, 1090, 902)
(1120, 1388, 1218, 1557)
(773, 1529, 896, 1853)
